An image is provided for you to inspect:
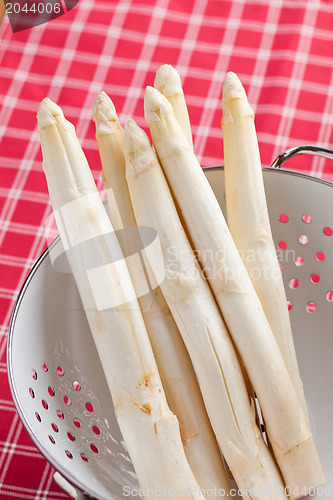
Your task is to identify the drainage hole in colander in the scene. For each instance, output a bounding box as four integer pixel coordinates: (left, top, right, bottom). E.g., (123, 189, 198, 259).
(42, 399, 48, 410)
(279, 214, 289, 223)
(57, 365, 64, 377)
(42, 362, 48, 373)
(277, 240, 287, 250)
(324, 226, 333, 236)
(294, 256, 304, 267)
(51, 423, 59, 433)
(49, 435, 56, 444)
(57, 409, 64, 420)
(299, 235, 308, 245)
(92, 425, 100, 435)
(90, 444, 99, 454)
(32, 369, 37, 380)
(316, 251, 325, 262)
(85, 402, 94, 412)
(302, 214, 312, 224)
(72, 380, 81, 391)
(80, 453, 89, 462)
(73, 418, 81, 428)
(67, 432, 75, 442)
(48, 386, 55, 397)
(35, 412, 41, 422)
(64, 396, 72, 406)
(65, 450, 73, 459)
(29, 388, 35, 398)
(306, 302, 316, 313)
(287, 301, 293, 311)
(289, 278, 299, 289)
(310, 273, 320, 284)
(326, 291, 333, 302)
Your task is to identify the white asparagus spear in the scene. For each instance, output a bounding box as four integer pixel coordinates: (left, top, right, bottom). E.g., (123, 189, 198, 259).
(37, 97, 205, 500)
(154, 64, 193, 148)
(93, 91, 230, 495)
(144, 87, 325, 498)
(124, 119, 288, 500)
(221, 72, 308, 417)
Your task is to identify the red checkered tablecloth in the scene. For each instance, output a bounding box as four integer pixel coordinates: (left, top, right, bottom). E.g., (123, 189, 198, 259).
(1, 1, 333, 498)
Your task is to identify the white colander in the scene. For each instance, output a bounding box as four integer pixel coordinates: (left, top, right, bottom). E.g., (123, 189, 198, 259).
(7, 146, 333, 499)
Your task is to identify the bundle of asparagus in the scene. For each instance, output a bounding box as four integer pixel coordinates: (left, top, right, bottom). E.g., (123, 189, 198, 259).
(124, 118, 287, 500)
(37, 98, 205, 500)
(37, 64, 325, 500)
(92, 91, 230, 496)
(143, 79, 325, 497)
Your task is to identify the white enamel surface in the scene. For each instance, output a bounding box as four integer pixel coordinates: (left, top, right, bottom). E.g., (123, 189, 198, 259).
(8, 168, 333, 500)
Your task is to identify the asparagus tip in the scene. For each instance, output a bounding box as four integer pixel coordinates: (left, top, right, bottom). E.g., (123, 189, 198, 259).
(154, 64, 183, 97)
(37, 98, 71, 130)
(93, 91, 121, 136)
(222, 72, 247, 101)
(124, 119, 149, 152)
(221, 72, 254, 122)
(124, 119, 155, 178)
(124, 118, 141, 138)
(144, 86, 174, 123)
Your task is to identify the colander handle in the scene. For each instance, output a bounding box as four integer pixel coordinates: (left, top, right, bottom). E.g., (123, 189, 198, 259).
(271, 144, 333, 168)
(53, 472, 90, 499)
